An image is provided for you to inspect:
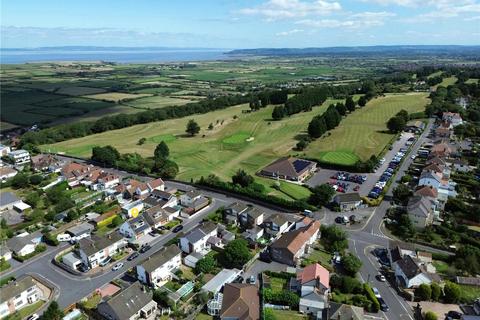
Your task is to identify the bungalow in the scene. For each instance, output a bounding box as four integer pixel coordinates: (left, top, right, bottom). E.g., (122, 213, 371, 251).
(179, 221, 217, 254)
(7, 231, 43, 257)
(264, 214, 290, 238)
(294, 263, 330, 316)
(407, 196, 434, 229)
(97, 282, 157, 320)
(136, 244, 182, 288)
(8, 149, 30, 165)
(239, 207, 264, 228)
(119, 214, 152, 242)
(0, 167, 17, 181)
(393, 255, 439, 288)
(0, 276, 43, 319)
(259, 157, 316, 182)
(0, 191, 22, 211)
(270, 220, 321, 266)
(242, 227, 265, 242)
(223, 202, 248, 226)
(78, 233, 127, 269)
(333, 193, 362, 212)
(219, 283, 260, 320)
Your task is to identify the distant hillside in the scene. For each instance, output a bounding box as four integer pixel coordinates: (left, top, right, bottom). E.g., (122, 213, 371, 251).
(228, 45, 480, 57)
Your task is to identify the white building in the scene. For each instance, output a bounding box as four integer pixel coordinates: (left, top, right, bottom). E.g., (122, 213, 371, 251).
(0, 167, 17, 181)
(201, 268, 242, 294)
(393, 255, 438, 288)
(179, 221, 217, 254)
(119, 214, 152, 242)
(8, 150, 30, 165)
(180, 189, 203, 207)
(122, 200, 144, 219)
(78, 233, 127, 269)
(0, 144, 11, 157)
(7, 231, 42, 257)
(0, 276, 43, 319)
(136, 244, 181, 288)
(295, 264, 330, 317)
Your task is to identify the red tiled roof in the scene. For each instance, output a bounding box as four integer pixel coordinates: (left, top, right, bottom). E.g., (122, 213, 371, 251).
(415, 186, 438, 198)
(297, 263, 330, 289)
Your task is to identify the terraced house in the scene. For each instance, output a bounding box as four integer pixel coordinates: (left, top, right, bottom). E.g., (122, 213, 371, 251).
(78, 233, 127, 269)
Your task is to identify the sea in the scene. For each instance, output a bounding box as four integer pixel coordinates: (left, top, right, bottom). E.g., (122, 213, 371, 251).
(0, 48, 230, 64)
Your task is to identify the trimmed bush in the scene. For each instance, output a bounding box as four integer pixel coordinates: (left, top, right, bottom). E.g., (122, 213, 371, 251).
(364, 283, 380, 312)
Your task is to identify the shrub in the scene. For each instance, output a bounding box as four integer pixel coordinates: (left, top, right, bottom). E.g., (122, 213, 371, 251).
(425, 311, 438, 320)
(364, 284, 380, 312)
(430, 283, 441, 301)
(443, 282, 461, 303)
(415, 284, 432, 301)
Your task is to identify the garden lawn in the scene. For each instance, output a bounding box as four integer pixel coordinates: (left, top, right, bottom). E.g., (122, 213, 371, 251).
(278, 181, 312, 200)
(270, 310, 308, 320)
(269, 276, 287, 293)
(5, 301, 44, 320)
(305, 93, 429, 162)
(459, 285, 480, 303)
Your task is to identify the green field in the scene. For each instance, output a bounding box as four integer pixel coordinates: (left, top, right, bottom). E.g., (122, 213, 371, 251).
(305, 93, 429, 162)
(438, 76, 457, 87)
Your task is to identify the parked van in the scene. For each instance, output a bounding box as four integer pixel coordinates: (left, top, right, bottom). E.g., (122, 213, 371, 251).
(56, 234, 72, 242)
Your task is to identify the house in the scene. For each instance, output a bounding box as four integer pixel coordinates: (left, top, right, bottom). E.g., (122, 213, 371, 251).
(242, 227, 264, 242)
(259, 157, 316, 182)
(430, 142, 453, 158)
(180, 189, 203, 207)
(96, 282, 157, 320)
(219, 283, 260, 320)
(0, 245, 12, 261)
(62, 252, 83, 270)
(78, 233, 127, 269)
(416, 251, 436, 273)
(294, 263, 330, 316)
(7, 231, 42, 257)
(0, 167, 17, 181)
(30, 154, 61, 172)
(0, 191, 22, 211)
(435, 127, 452, 139)
(136, 244, 181, 288)
(0, 276, 43, 319)
(393, 255, 439, 288)
(220, 230, 235, 243)
(415, 186, 438, 201)
(61, 162, 97, 187)
(0, 144, 11, 157)
(143, 190, 177, 209)
(426, 156, 446, 167)
(202, 268, 242, 294)
(326, 303, 364, 320)
(119, 214, 152, 242)
(95, 172, 120, 190)
(7, 149, 30, 165)
(389, 241, 416, 264)
(122, 200, 144, 218)
(239, 207, 264, 228)
(144, 207, 169, 229)
(407, 196, 434, 229)
(179, 221, 217, 254)
(423, 163, 450, 179)
(450, 159, 472, 172)
(270, 220, 321, 266)
(443, 112, 463, 127)
(224, 202, 248, 226)
(333, 193, 362, 211)
(264, 214, 290, 238)
(66, 222, 94, 242)
(145, 178, 165, 192)
(418, 171, 442, 189)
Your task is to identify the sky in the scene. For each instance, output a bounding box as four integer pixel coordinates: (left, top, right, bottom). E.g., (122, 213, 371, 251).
(1, 0, 479, 48)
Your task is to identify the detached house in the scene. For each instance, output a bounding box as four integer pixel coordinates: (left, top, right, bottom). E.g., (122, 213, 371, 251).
(264, 214, 290, 238)
(97, 282, 157, 320)
(292, 263, 330, 317)
(0, 276, 43, 319)
(270, 220, 320, 266)
(442, 112, 463, 127)
(144, 206, 177, 229)
(179, 221, 217, 254)
(7, 231, 43, 257)
(30, 154, 61, 172)
(393, 255, 440, 289)
(136, 245, 181, 288)
(407, 196, 434, 229)
(61, 162, 97, 187)
(224, 202, 248, 226)
(219, 283, 260, 320)
(180, 190, 209, 214)
(78, 233, 127, 269)
(8, 149, 30, 165)
(144, 190, 177, 209)
(122, 200, 144, 219)
(119, 214, 152, 242)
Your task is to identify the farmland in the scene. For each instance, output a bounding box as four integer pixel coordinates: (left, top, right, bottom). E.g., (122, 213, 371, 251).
(304, 93, 430, 164)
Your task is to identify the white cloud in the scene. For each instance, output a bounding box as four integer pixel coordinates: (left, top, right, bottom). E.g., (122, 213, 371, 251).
(296, 11, 395, 29)
(238, 0, 341, 21)
(360, 0, 424, 7)
(276, 29, 304, 36)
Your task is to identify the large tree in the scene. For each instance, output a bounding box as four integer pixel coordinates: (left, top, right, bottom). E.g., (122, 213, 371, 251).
(415, 283, 432, 301)
(232, 169, 254, 188)
(321, 225, 348, 252)
(221, 239, 252, 269)
(195, 255, 217, 274)
(154, 141, 170, 160)
(91, 145, 120, 166)
(42, 301, 64, 320)
(345, 96, 356, 112)
(392, 184, 412, 205)
(342, 253, 362, 276)
(358, 95, 367, 107)
(335, 102, 347, 116)
(308, 116, 327, 138)
(443, 282, 461, 303)
(387, 116, 406, 133)
(185, 119, 200, 136)
(308, 184, 335, 207)
(272, 105, 286, 120)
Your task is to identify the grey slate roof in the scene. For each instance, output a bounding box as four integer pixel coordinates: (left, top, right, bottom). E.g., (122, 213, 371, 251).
(140, 244, 181, 273)
(79, 232, 124, 257)
(66, 222, 94, 237)
(396, 255, 422, 279)
(245, 207, 264, 219)
(265, 213, 287, 227)
(0, 275, 37, 303)
(101, 282, 153, 319)
(407, 195, 432, 218)
(7, 231, 42, 253)
(328, 302, 364, 320)
(0, 191, 20, 207)
(183, 221, 217, 244)
(334, 192, 362, 203)
(225, 202, 248, 215)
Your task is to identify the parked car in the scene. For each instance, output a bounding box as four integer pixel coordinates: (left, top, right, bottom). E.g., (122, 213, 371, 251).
(248, 275, 256, 284)
(376, 274, 386, 282)
(172, 225, 184, 233)
(372, 287, 381, 298)
(139, 245, 151, 253)
(127, 252, 139, 261)
(99, 257, 112, 267)
(27, 314, 39, 320)
(112, 262, 124, 271)
(378, 297, 389, 312)
(446, 311, 463, 320)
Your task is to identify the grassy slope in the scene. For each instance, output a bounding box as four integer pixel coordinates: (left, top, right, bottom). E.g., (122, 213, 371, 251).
(304, 93, 429, 162)
(45, 99, 344, 199)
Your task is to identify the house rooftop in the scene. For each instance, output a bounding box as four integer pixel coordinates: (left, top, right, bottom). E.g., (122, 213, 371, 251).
(261, 157, 315, 178)
(335, 192, 362, 203)
(328, 303, 364, 320)
(66, 222, 94, 237)
(79, 233, 124, 257)
(265, 213, 288, 227)
(415, 186, 438, 198)
(270, 220, 320, 255)
(407, 195, 432, 218)
(0, 191, 20, 206)
(0, 275, 37, 304)
(220, 283, 260, 320)
(101, 282, 153, 319)
(184, 221, 217, 244)
(297, 263, 330, 289)
(140, 244, 181, 273)
(396, 255, 423, 280)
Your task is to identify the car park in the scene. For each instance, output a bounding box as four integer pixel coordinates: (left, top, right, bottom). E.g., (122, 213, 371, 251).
(112, 262, 124, 271)
(127, 252, 139, 261)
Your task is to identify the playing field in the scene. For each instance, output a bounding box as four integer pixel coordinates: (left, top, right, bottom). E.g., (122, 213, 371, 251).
(305, 93, 429, 163)
(43, 99, 347, 199)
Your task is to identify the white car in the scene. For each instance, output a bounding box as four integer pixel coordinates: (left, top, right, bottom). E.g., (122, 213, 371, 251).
(411, 155, 417, 160)
(27, 315, 39, 320)
(112, 262, 124, 271)
(372, 287, 382, 299)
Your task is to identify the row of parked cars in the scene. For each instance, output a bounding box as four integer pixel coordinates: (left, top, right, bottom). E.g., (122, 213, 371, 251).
(331, 172, 368, 184)
(368, 149, 408, 199)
